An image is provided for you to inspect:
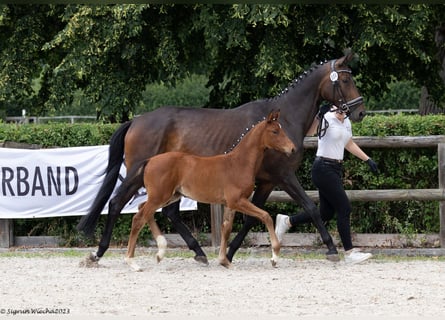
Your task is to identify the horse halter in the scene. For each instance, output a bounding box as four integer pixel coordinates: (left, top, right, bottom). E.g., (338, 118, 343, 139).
(329, 59, 363, 116)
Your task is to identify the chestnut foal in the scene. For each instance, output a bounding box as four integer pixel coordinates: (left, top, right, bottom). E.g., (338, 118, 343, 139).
(118, 110, 295, 270)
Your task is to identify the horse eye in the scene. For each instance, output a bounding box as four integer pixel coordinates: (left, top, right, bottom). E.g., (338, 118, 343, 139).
(272, 130, 279, 135)
(341, 75, 351, 84)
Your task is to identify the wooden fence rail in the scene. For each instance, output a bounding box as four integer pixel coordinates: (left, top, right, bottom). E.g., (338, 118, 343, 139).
(211, 135, 445, 248)
(1, 136, 445, 249)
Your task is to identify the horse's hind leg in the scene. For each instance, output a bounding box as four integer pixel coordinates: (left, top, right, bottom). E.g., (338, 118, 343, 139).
(162, 201, 208, 265)
(146, 212, 167, 263)
(93, 193, 132, 262)
(218, 207, 236, 268)
(126, 202, 157, 271)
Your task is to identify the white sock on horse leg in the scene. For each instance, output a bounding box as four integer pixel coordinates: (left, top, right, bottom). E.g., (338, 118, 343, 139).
(156, 235, 168, 262)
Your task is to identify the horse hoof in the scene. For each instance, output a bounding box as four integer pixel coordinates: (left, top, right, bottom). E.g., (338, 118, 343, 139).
(89, 252, 100, 262)
(219, 261, 232, 269)
(270, 258, 278, 268)
(156, 253, 163, 264)
(125, 257, 143, 272)
(79, 253, 100, 268)
(218, 258, 232, 268)
(326, 253, 340, 262)
(194, 255, 209, 266)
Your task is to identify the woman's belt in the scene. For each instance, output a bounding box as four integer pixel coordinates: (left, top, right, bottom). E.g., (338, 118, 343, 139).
(316, 156, 343, 164)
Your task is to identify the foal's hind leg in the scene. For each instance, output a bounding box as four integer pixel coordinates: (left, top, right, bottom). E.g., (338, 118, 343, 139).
(133, 202, 167, 263)
(146, 213, 167, 263)
(125, 203, 158, 271)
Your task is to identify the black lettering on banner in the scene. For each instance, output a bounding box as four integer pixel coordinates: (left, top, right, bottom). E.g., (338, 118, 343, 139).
(2, 167, 14, 196)
(32, 167, 46, 196)
(17, 167, 29, 196)
(65, 166, 79, 195)
(1, 166, 80, 196)
(47, 166, 61, 196)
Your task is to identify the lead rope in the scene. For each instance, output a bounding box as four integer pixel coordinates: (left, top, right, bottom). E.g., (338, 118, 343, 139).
(316, 104, 331, 139)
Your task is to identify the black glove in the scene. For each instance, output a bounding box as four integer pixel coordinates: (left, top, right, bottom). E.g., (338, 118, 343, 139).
(317, 104, 331, 119)
(366, 158, 379, 174)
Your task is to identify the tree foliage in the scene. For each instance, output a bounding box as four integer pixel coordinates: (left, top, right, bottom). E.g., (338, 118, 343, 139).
(1, 4, 445, 122)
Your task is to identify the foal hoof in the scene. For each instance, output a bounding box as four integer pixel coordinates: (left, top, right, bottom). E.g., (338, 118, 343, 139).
(270, 258, 278, 268)
(218, 257, 232, 269)
(194, 255, 209, 266)
(125, 257, 143, 272)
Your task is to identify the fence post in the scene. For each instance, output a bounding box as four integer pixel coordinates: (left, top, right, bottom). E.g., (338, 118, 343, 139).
(0, 219, 14, 248)
(0, 142, 41, 248)
(439, 143, 445, 247)
(210, 204, 223, 247)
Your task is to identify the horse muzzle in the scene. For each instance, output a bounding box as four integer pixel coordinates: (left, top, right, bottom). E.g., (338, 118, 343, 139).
(284, 145, 297, 157)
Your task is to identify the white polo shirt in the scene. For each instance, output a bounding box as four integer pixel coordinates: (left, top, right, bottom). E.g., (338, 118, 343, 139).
(316, 111, 352, 161)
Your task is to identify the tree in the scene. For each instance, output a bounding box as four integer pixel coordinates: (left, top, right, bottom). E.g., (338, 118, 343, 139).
(1, 4, 445, 122)
(0, 5, 65, 117)
(41, 4, 206, 122)
(201, 4, 445, 107)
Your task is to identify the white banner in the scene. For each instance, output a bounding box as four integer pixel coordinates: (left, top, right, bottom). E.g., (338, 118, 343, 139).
(0, 145, 197, 218)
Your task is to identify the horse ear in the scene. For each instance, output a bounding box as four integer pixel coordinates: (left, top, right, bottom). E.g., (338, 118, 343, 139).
(267, 109, 280, 122)
(338, 49, 355, 67)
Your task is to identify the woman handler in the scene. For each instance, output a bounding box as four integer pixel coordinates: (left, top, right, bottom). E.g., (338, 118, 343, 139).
(275, 104, 378, 264)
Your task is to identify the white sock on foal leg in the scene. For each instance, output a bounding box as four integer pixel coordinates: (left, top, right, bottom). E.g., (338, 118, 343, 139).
(156, 235, 168, 263)
(125, 257, 143, 272)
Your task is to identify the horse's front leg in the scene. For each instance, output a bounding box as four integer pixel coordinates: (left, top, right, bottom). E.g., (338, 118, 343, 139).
(227, 182, 274, 262)
(232, 198, 280, 267)
(218, 207, 236, 268)
(280, 174, 339, 260)
(162, 201, 208, 265)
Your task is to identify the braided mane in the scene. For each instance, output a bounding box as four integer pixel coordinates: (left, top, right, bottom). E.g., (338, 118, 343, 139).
(272, 60, 328, 99)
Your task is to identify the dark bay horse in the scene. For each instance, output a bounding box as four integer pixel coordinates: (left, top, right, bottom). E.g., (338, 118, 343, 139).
(78, 53, 366, 264)
(118, 110, 295, 271)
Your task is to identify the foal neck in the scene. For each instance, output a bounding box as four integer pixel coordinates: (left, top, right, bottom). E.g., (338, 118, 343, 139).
(228, 121, 268, 172)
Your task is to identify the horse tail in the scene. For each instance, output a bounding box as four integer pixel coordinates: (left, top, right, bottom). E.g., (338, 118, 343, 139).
(77, 121, 132, 236)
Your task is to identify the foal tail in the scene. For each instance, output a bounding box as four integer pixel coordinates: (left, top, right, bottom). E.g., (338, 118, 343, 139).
(77, 121, 132, 236)
(112, 159, 149, 206)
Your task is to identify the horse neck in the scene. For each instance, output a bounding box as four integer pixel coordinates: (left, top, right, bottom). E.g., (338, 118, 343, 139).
(228, 122, 268, 175)
(269, 63, 328, 136)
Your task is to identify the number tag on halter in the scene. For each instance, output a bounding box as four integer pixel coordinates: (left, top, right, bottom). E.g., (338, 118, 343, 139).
(330, 71, 338, 82)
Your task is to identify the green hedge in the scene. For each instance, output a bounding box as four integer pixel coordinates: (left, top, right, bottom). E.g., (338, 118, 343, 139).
(1, 114, 444, 245)
(269, 114, 444, 236)
(0, 122, 118, 147)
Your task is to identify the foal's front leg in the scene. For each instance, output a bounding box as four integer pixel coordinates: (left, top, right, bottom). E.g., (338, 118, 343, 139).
(218, 207, 236, 268)
(234, 198, 281, 267)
